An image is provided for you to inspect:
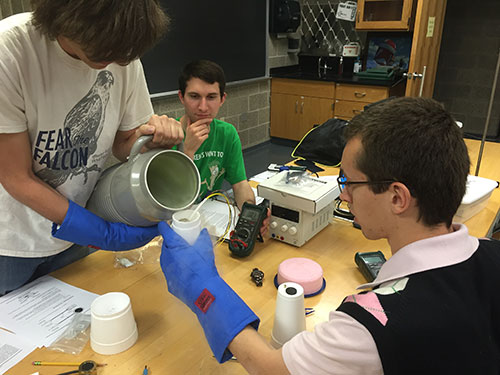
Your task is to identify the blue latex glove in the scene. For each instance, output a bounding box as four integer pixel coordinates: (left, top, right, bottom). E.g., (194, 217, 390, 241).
(158, 221, 259, 362)
(52, 200, 158, 251)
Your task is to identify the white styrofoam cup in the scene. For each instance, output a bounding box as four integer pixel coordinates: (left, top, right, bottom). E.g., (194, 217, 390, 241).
(271, 282, 306, 348)
(171, 209, 202, 245)
(90, 292, 138, 355)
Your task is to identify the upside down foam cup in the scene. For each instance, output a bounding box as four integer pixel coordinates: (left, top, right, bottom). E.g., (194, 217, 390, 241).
(90, 292, 138, 355)
(271, 282, 306, 348)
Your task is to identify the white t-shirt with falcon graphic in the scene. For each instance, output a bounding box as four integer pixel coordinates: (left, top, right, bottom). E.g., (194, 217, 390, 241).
(0, 13, 154, 257)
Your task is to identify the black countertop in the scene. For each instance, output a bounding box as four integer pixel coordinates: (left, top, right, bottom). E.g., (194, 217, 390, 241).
(270, 65, 405, 88)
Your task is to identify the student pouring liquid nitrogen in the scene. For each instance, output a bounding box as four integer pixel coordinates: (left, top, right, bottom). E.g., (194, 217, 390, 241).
(0, 0, 182, 296)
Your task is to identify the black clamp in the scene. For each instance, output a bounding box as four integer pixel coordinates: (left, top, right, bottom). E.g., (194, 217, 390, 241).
(250, 268, 264, 287)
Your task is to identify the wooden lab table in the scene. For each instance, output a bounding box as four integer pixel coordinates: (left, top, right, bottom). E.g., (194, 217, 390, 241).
(8, 139, 500, 375)
(461, 139, 500, 238)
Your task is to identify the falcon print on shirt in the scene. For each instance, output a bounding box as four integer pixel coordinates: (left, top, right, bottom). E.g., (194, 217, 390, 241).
(34, 70, 114, 187)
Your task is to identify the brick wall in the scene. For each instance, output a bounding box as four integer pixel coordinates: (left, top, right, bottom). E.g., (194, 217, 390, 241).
(434, 0, 500, 138)
(268, 33, 299, 69)
(152, 80, 272, 149)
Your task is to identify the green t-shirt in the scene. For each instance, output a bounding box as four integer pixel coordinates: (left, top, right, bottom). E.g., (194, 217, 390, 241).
(176, 118, 247, 200)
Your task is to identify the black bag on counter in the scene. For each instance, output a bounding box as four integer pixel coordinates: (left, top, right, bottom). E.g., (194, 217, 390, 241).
(291, 118, 348, 166)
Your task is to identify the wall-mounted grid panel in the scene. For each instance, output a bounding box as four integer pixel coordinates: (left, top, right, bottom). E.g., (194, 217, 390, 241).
(300, 1, 365, 56)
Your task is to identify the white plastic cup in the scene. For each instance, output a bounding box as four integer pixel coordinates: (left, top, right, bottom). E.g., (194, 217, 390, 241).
(270, 282, 306, 348)
(90, 292, 138, 355)
(171, 209, 202, 245)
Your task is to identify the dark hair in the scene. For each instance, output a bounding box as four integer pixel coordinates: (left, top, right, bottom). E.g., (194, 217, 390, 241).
(344, 97, 470, 227)
(30, 0, 169, 63)
(178, 60, 226, 98)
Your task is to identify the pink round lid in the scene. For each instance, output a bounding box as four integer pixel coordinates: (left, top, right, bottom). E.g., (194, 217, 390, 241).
(277, 257, 324, 296)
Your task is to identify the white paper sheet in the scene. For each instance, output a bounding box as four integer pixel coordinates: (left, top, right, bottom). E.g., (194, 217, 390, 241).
(0, 276, 98, 348)
(0, 328, 37, 374)
(249, 170, 277, 183)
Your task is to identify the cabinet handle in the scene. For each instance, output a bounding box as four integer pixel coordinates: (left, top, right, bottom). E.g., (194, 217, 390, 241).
(352, 109, 363, 114)
(418, 66, 427, 97)
(301, 101, 304, 114)
(357, 11, 359, 23)
(295, 101, 298, 113)
(354, 91, 366, 98)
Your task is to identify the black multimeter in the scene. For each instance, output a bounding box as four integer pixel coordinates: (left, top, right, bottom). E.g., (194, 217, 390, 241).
(355, 251, 387, 282)
(229, 202, 268, 257)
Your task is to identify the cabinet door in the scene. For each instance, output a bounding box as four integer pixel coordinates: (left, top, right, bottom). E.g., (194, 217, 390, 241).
(271, 78, 335, 141)
(270, 93, 333, 141)
(405, 0, 447, 97)
(300, 96, 334, 140)
(270, 93, 301, 140)
(356, 0, 416, 30)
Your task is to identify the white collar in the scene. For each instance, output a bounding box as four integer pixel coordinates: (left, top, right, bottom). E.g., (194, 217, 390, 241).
(357, 224, 479, 290)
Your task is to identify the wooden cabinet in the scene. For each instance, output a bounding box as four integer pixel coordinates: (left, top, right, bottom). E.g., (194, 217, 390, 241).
(356, 0, 417, 31)
(270, 79, 335, 141)
(270, 78, 406, 140)
(356, 0, 448, 98)
(333, 83, 394, 120)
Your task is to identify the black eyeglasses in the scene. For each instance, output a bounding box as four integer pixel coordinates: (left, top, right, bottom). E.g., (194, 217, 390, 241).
(337, 170, 395, 194)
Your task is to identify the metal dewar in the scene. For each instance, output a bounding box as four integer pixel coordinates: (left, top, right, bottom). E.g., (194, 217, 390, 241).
(86, 135, 200, 226)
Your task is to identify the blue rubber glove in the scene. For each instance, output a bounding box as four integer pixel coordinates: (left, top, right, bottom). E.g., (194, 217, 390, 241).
(158, 221, 259, 362)
(52, 200, 158, 251)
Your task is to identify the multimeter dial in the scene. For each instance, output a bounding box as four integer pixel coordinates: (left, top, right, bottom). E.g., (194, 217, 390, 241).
(236, 227, 251, 238)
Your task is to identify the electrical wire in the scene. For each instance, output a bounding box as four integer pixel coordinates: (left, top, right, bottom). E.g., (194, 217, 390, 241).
(209, 190, 238, 246)
(195, 191, 233, 247)
(333, 198, 354, 221)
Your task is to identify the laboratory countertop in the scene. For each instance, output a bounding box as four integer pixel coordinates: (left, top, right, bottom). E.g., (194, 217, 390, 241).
(270, 65, 406, 88)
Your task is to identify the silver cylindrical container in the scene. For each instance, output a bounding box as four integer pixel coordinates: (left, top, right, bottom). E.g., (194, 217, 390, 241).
(86, 135, 200, 226)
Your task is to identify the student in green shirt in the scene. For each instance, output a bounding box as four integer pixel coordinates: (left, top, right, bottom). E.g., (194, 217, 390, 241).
(177, 60, 270, 234)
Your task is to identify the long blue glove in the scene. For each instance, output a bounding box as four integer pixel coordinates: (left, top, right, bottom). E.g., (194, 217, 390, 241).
(158, 221, 259, 362)
(52, 200, 158, 251)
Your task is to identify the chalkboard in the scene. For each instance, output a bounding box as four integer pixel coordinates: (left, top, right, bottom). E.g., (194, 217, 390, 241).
(142, 0, 268, 97)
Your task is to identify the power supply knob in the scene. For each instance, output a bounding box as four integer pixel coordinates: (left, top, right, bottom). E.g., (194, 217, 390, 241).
(288, 226, 297, 235)
(281, 224, 288, 232)
(270, 221, 278, 229)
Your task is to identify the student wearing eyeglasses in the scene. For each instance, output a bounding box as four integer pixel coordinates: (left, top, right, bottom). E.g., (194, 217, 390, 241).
(157, 97, 500, 374)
